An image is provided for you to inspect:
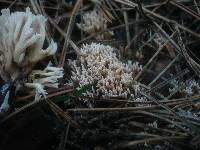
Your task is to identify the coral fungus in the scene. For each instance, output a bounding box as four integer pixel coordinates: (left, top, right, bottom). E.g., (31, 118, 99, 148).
(70, 43, 142, 98)
(0, 8, 63, 100)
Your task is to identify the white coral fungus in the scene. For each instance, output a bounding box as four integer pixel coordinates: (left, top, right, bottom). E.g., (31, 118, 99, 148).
(76, 9, 113, 40)
(0, 7, 57, 81)
(0, 8, 62, 100)
(26, 63, 64, 100)
(70, 43, 142, 98)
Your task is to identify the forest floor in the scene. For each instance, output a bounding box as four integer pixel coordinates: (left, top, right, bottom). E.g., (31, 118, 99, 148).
(0, 0, 200, 150)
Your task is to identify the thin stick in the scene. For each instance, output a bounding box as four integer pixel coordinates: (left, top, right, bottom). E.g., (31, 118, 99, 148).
(148, 54, 180, 86)
(58, 0, 82, 67)
(66, 99, 199, 112)
(170, 0, 200, 20)
(193, 0, 200, 14)
(122, 4, 130, 46)
(115, 135, 187, 149)
(69, 40, 81, 57)
(129, 121, 187, 136)
(47, 100, 79, 128)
